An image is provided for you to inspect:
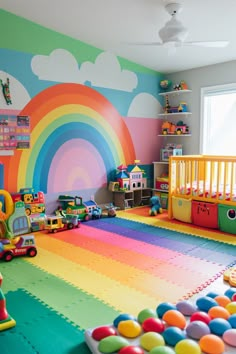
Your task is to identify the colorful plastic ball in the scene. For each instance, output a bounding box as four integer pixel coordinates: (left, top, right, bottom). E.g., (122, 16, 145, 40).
(162, 310, 186, 329)
(137, 308, 157, 324)
(156, 302, 176, 318)
(208, 305, 230, 320)
(224, 288, 236, 300)
(113, 314, 136, 327)
(199, 334, 225, 354)
(118, 320, 142, 338)
(98, 335, 129, 353)
(162, 326, 186, 346)
(140, 332, 165, 351)
(232, 293, 236, 301)
(214, 295, 231, 307)
(228, 314, 236, 328)
(208, 318, 232, 336)
(223, 328, 236, 347)
(149, 346, 175, 354)
(176, 300, 197, 316)
(206, 291, 219, 298)
(175, 339, 201, 354)
(226, 301, 236, 314)
(186, 320, 210, 340)
(142, 317, 165, 333)
(118, 345, 145, 354)
(196, 296, 218, 312)
(190, 311, 211, 324)
(92, 325, 117, 341)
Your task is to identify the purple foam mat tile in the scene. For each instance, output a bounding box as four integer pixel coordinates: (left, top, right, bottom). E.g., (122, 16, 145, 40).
(187, 248, 236, 265)
(168, 254, 225, 274)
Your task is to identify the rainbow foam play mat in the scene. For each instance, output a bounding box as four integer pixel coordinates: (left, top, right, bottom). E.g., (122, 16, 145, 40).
(1, 206, 236, 353)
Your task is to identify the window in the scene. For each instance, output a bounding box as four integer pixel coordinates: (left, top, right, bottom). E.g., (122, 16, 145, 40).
(200, 83, 236, 155)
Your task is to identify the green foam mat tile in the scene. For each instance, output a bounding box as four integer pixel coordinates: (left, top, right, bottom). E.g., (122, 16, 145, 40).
(2, 289, 90, 354)
(4, 265, 120, 330)
(0, 330, 38, 354)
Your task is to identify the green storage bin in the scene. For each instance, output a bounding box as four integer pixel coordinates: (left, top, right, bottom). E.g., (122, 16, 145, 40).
(218, 204, 236, 234)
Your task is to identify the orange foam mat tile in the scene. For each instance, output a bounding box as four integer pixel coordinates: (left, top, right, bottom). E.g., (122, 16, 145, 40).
(37, 231, 164, 272)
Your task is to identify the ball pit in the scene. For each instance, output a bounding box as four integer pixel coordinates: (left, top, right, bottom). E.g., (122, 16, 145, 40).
(85, 287, 236, 354)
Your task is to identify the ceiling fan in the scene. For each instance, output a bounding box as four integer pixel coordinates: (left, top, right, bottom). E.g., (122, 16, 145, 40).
(135, 2, 229, 49)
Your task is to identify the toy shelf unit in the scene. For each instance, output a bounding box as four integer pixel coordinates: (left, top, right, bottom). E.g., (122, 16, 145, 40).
(112, 188, 152, 210)
(152, 161, 169, 209)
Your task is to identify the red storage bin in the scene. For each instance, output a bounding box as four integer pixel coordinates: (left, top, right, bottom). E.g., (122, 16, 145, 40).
(156, 178, 169, 192)
(192, 201, 218, 229)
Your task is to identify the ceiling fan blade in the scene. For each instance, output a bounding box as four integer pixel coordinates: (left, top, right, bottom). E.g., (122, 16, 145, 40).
(184, 40, 229, 48)
(127, 41, 163, 46)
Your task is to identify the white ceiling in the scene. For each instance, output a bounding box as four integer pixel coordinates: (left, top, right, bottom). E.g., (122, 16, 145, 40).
(1, 0, 236, 73)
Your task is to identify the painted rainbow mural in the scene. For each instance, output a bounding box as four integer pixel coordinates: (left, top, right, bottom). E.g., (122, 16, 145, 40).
(5, 83, 136, 193)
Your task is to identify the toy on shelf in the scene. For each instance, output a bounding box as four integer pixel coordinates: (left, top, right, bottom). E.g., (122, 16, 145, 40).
(159, 79, 172, 90)
(149, 196, 163, 216)
(164, 95, 171, 113)
(0, 273, 16, 331)
(160, 143, 183, 161)
(161, 120, 189, 135)
(173, 80, 189, 91)
(0, 234, 37, 262)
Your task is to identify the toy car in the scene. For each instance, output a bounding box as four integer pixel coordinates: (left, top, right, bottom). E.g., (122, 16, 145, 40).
(45, 215, 80, 233)
(91, 206, 102, 219)
(0, 235, 37, 262)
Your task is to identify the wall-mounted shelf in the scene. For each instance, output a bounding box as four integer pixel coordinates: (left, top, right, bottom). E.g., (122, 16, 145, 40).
(158, 112, 192, 117)
(158, 134, 192, 137)
(159, 90, 192, 96)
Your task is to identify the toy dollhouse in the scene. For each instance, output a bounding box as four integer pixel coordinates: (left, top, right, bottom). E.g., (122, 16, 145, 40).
(116, 160, 147, 191)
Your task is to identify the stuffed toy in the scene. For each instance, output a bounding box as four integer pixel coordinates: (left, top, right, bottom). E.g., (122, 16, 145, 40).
(149, 196, 163, 216)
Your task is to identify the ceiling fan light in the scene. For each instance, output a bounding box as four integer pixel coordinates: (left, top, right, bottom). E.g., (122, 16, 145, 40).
(158, 17, 188, 43)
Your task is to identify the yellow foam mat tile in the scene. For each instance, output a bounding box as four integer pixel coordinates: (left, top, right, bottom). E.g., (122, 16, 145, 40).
(26, 248, 160, 312)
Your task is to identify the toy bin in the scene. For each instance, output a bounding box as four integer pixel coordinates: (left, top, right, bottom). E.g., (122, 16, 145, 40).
(172, 196, 192, 223)
(218, 204, 236, 234)
(192, 201, 218, 229)
(156, 178, 169, 192)
(160, 193, 168, 209)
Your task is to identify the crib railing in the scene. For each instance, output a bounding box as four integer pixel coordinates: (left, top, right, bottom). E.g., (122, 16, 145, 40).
(168, 155, 236, 218)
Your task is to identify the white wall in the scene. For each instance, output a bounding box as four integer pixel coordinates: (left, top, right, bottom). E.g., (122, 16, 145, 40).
(167, 60, 236, 154)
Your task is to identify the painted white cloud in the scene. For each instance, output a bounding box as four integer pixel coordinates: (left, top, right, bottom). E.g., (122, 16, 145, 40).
(0, 71, 31, 110)
(127, 92, 162, 118)
(31, 49, 137, 92)
(79, 52, 138, 92)
(31, 48, 83, 83)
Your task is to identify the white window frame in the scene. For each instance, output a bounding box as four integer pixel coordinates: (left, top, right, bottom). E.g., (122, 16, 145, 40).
(200, 83, 236, 154)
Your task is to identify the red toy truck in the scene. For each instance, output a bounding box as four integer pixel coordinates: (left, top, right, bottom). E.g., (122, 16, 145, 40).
(0, 235, 37, 262)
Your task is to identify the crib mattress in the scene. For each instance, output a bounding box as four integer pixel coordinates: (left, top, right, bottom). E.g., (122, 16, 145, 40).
(179, 181, 236, 201)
